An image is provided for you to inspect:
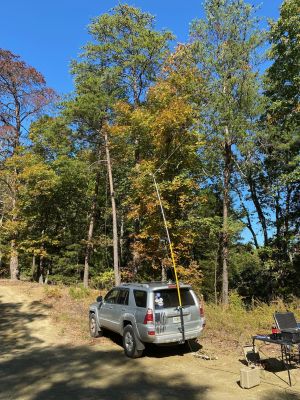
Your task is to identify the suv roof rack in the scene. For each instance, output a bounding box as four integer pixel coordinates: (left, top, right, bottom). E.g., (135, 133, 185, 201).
(121, 282, 150, 288)
(120, 281, 190, 288)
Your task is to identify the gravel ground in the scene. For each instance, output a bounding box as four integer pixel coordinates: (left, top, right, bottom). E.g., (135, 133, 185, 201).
(1, 280, 300, 400)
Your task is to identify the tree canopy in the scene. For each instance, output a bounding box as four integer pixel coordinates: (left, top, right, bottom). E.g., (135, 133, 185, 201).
(0, 0, 299, 304)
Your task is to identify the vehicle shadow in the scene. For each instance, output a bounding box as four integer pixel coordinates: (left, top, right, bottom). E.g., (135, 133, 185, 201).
(145, 340, 201, 358)
(0, 344, 210, 400)
(0, 295, 51, 355)
(0, 295, 209, 400)
(260, 392, 300, 400)
(101, 329, 201, 358)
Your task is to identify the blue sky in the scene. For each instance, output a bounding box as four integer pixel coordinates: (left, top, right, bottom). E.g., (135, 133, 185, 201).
(2, 0, 282, 96)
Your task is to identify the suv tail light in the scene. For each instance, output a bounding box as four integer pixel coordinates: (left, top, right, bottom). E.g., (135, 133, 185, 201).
(200, 305, 205, 318)
(143, 308, 154, 324)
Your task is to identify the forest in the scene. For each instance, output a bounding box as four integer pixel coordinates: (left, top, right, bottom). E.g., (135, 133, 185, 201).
(0, 0, 299, 305)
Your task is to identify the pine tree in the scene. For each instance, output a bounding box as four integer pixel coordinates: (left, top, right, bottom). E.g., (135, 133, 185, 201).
(190, 0, 264, 304)
(65, 4, 173, 286)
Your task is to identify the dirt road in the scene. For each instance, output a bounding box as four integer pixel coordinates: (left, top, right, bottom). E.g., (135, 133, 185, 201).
(0, 281, 299, 400)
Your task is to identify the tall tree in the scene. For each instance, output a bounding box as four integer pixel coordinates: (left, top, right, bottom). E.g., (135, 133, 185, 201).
(0, 49, 55, 279)
(21, 116, 92, 283)
(245, 0, 300, 296)
(264, 0, 300, 253)
(190, 0, 263, 304)
(108, 45, 220, 287)
(67, 4, 173, 285)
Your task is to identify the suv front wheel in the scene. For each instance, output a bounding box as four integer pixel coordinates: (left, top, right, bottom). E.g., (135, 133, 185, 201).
(89, 313, 102, 338)
(123, 325, 143, 358)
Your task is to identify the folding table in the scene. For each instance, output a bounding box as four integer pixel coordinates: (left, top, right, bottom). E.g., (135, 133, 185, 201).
(252, 313, 300, 386)
(252, 334, 299, 386)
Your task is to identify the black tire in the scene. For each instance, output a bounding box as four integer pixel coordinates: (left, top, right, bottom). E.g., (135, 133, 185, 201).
(89, 313, 101, 338)
(123, 325, 143, 358)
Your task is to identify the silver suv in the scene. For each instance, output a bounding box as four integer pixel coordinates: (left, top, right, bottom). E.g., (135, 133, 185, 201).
(89, 282, 205, 358)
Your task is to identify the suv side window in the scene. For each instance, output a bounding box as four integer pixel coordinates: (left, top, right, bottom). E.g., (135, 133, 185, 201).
(105, 288, 119, 304)
(133, 290, 147, 308)
(117, 289, 129, 305)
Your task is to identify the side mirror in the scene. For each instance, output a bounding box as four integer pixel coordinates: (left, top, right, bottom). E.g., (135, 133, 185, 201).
(96, 295, 103, 303)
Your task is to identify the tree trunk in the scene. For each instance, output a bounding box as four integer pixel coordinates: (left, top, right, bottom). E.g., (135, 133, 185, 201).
(83, 157, 101, 288)
(9, 165, 19, 280)
(104, 129, 120, 286)
(214, 238, 221, 305)
(39, 253, 44, 284)
(283, 185, 291, 256)
(275, 191, 282, 247)
(9, 239, 19, 280)
(38, 274, 44, 284)
(31, 254, 36, 281)
(38, 233, 46, 284)
(236, 187, 259, 249)
(161, 262, 167, 282)
(119, 214, 124, 266)
(45, 270, 49, 284)
(247, 172, 269, 246)
(221, 137, 232, 306)
(14, 98, 21, 150)
(83, 217, 95, 288)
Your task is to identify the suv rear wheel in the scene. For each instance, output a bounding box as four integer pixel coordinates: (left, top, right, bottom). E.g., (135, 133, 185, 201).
(123, 325, 143, 358)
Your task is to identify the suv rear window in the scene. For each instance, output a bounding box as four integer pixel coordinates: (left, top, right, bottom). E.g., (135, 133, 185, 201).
(154, 289, 195, 309)
(133, 290, 147, 308)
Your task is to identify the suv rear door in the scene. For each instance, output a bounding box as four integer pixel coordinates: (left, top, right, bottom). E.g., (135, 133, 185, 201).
(153, 288, 200, 335)
(113, 288, 130, 334)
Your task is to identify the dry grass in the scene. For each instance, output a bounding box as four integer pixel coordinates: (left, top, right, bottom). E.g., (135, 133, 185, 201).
(44, 285, 300, 354)
(42, 284, 98, 344)
(2, 280, 300, 354)
(41, 284, 115, 346)
(202, 296, 300, 355)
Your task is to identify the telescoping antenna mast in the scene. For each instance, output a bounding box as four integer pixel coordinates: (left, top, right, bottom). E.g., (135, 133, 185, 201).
(151, 173, 185, 344)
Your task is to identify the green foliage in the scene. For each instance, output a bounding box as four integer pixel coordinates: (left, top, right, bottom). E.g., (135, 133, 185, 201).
(263, 0, 300, 233)
(108, 53, 215, 283)
(266, 0, 300, 127)
(228, 290, 245, 310)
(189, 0, 265, 303)
(69, 285, 91, 300)
(84, 4, 173, 105)
(91, 270, 115, 289)
(234, 0, 300, 300)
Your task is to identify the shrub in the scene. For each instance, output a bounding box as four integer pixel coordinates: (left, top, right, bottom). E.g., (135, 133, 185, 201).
(91, 270, 115, 290)
(69, 285, 91, 300)
(228, 290, 245, 310)
(43, 285, 63, 299)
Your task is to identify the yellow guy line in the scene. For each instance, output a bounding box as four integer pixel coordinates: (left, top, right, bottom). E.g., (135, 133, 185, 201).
(151, 173, 182, 307)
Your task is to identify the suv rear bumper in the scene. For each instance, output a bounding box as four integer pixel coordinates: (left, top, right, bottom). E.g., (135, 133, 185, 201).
(144, 327, 203, 344)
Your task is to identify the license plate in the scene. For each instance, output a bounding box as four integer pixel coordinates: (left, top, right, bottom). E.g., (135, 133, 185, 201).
(173, 316, 181, 323)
